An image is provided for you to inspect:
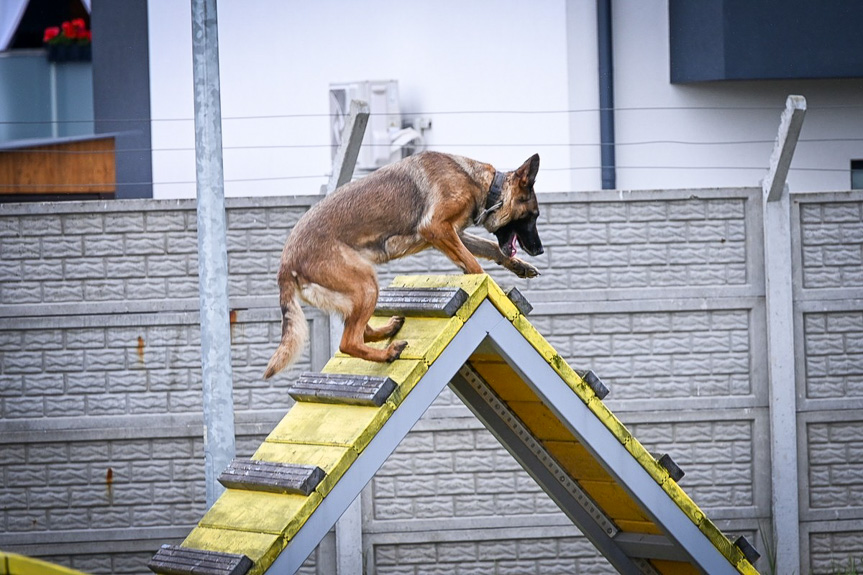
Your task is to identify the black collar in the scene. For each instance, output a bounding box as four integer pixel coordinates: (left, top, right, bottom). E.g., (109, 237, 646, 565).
(476, 171, 505, 226)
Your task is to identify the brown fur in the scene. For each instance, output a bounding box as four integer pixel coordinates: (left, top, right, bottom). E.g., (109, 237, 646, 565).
(264, 151, 543, 379)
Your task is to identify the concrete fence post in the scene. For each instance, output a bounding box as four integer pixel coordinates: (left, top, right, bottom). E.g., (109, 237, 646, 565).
(325, 99, 370, 575)
(762, 94, 806, 573)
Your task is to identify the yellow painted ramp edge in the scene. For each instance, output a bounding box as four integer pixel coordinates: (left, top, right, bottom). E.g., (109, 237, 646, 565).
(0, 551, 89, 575)
(393, 274, 757, 575)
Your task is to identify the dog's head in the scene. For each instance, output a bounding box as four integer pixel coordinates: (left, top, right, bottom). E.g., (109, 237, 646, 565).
(486, 154, 544, 258)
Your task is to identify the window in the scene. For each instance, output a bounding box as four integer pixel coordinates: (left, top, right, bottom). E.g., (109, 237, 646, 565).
(853, 160, 863, 190)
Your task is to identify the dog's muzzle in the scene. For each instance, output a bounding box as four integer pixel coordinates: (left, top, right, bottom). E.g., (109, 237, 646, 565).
(495, 219, 543, 258)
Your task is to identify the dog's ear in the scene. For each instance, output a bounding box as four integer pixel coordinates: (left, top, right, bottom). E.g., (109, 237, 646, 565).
(515, 153, 540, 187)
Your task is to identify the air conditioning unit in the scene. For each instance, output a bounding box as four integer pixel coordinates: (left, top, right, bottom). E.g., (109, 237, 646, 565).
(329, 80, 424, 173)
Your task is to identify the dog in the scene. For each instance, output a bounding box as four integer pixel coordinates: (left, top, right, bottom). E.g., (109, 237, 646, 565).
(263, 151, 544, 379)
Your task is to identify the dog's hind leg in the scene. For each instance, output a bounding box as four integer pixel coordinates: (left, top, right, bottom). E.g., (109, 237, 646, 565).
(320, 253, 406, 362)
(364, 316, 405, 342)
(341, 286, 407, 362)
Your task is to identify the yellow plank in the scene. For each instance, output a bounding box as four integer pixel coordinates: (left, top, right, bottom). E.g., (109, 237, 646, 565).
(614, 520, 663, 535)
(469, 358, 540, 402)
(200, 490, 321, 539)
(266, 402, 394, 453)
(389, 274, 489, 322)
(253, 442, 357, 497)
(322, 356, 427, 407)
(334, 316, 462, 365)
(580, 480, 654, 523)
(2, 553, 88, 575)
(507, 401, 575, 442)
(390, 273, 487, 291)
(183, 526, 283, 575)
(543, 440, 616, 483)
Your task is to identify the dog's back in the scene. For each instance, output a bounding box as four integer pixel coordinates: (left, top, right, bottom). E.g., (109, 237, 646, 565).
(285, 152, 487, 269)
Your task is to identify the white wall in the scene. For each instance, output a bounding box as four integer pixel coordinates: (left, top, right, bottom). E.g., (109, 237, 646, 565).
(148, 0, 863, 198)
(147, 0, 572, 198)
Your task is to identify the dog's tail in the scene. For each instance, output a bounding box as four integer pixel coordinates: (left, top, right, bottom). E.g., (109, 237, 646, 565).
(263, 278, 308, 379)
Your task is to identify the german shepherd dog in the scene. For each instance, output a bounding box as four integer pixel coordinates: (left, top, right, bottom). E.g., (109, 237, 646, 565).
(263, 151, 544, 379)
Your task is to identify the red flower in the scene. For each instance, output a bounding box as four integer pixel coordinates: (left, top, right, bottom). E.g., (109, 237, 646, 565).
(43, 26, 60, 43)
(81, 30, 92, 42)
(70, 18, 87, 31)
(62, 21, 77, 39)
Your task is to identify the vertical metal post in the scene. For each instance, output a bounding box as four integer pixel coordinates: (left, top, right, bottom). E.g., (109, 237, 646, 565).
(326, 99, 369, 575)
(762, 94, 806, 574)
(48, 64, 59, 138)
(596, 0, 616, 190)
(191, 0, 235, 508)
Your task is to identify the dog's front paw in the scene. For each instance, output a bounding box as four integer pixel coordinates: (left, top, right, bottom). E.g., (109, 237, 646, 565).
(386, 340, 408, 362)
(506, 257, 540, 279)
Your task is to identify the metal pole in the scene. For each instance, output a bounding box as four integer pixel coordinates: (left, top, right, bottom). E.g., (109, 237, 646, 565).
(762, 94, 806, 574)
(596, 0, 616, 190)
(191, 0, 235, 507)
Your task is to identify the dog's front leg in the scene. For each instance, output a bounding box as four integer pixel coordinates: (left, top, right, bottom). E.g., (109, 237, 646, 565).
(422, 224, 485, 274)
(460, 232, 540, 279)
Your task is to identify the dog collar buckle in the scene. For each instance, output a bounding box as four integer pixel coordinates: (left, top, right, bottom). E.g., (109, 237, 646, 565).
(476, 171, 505, 226)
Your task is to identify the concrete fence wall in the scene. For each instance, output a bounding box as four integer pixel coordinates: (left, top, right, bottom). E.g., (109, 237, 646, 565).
(1, 188, 861, 574)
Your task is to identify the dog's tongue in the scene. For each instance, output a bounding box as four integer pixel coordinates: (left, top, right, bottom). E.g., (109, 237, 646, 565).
(510, 235, 518, 257)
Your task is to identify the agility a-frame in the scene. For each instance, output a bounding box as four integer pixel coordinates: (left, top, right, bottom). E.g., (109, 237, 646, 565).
(149, 275, 759, 575)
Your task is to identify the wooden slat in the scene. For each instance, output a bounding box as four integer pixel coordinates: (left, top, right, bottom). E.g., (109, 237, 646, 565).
(147, 545, 251, 575)
(0, 137, 116, 194)
(288, 372, 396, 407)
(217, 459, 324, 496)
(375, 287, 468, 317)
